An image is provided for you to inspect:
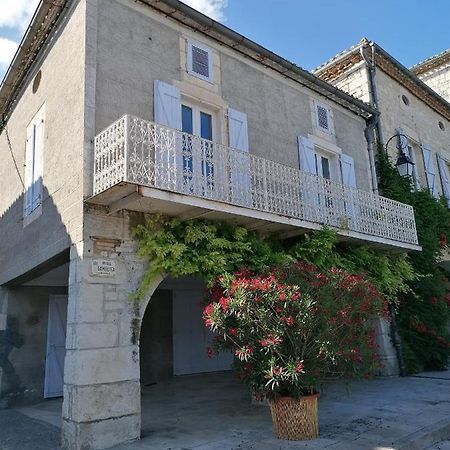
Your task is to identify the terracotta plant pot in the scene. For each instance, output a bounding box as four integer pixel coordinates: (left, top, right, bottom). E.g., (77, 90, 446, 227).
(269, 393, 319, 440)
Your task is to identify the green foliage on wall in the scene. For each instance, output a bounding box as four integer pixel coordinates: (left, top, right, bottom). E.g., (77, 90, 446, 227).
(377, 146, 450, 372)
(133, 215, 414, 305)
(132, 214, 290, 297)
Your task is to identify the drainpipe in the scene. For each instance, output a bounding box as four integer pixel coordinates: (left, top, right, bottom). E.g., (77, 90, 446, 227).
(364, 116, 379, 194)
(360, 42, 384, 146)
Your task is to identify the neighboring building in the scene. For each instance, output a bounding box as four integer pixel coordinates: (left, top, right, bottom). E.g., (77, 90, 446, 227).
(314, 39, 450, 210)
(412, 49, 450, 103)
(0, 4, 418, 450)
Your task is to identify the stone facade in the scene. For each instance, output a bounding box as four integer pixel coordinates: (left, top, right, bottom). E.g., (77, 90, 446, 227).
(314, 42, 450, 201)
(0, 2, 426, 449)
(412, 51, 450, 103)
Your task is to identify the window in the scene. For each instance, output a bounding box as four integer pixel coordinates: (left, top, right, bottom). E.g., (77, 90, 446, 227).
(314, 101, 333, 134)
(181, 103, 215, 190)
(401, 95, 410, 106)
(187, 41, 213, 82)
(319, 156, 331, 180)
(24, 106, 45, 218)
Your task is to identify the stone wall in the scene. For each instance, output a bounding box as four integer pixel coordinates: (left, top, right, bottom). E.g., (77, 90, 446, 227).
(418, 63, 450, 103)
(91, 0, 372, 193)
(0, 0, 87, 285)
(62, 205, 163, 449)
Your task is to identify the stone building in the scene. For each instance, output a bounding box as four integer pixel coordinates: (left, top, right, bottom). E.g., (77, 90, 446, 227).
(0, 3, 419, 449)
(412, 50, 450, 104)
(314, 39, 450, 210)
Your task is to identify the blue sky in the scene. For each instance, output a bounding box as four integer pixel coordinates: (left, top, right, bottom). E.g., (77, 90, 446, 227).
(1, 0, 449, 82)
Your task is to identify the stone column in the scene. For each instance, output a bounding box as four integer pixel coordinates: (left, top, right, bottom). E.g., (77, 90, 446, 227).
(376, 317, 400, 377)
(0, 287, 8, 398)
(61, 237, 145, 449)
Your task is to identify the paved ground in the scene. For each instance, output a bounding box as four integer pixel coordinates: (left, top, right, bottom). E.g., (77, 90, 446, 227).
(426, 441, 450, 450)
(2, 369, 450, 450)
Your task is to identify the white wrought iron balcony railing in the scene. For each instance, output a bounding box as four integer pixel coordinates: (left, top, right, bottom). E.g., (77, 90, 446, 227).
(93, 115, 419, 247)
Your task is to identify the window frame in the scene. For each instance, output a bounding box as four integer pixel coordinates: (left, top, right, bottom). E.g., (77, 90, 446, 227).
(187, 40, 214, 83)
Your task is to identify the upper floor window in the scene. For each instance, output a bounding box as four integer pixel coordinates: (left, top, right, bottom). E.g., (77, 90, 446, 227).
(187, 41, 213, 83)
(24, 105, 45, 218)
(314, 101, 334, 134)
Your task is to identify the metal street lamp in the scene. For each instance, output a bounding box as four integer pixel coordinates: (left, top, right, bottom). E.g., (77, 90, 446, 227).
(385, 133, 415, 178)
(395, 152, 415, 178)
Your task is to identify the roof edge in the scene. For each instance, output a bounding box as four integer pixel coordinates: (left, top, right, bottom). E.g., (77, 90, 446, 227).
(313, 39, 450, 122)
(0, 0, 70, 131)
(0, 0, 376, 126)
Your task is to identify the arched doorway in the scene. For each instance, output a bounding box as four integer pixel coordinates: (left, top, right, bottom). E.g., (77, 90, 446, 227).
(138, 276, 265, 446)
(139, 276, 233, 384)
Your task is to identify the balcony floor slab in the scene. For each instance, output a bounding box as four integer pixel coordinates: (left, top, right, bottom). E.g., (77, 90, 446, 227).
(87, 183, 421, 252)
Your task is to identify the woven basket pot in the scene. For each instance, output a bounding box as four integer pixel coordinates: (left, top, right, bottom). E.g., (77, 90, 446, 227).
(269, 394, 319, 440)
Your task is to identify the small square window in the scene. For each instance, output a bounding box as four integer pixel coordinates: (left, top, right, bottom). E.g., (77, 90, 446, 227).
(187, 41, 213, 82)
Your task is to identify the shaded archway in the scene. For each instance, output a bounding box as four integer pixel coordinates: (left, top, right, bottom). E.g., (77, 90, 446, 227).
(139, 276, 233, 384)
(136, 275, 267, 447)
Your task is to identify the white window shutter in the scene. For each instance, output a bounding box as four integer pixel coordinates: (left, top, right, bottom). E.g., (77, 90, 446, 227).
(228, 108, 251, 206)
(32, 116, 44, 210)
(421, 144, 438, 197)
(154, 80, 182, 130)
(297, 136, 317, 175)
(228, 108, 249, 152)
(437, 154, 450, 207)
(24, 124, 35, 216)
(340, 154, 357, 188)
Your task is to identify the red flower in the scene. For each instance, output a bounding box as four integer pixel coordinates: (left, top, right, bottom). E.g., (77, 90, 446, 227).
(219, 297, 231, 311)
(286, 316, 294, 326)
(228, 327, 237, 337)
(272, 366, 283, 376)
(294, 361, 305, 373)
(278, 293, 286, 302)
(430, 297, 438, 306)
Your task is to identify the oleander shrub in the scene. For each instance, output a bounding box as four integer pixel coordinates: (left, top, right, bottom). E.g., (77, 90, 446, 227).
(203, 262, 389, 399)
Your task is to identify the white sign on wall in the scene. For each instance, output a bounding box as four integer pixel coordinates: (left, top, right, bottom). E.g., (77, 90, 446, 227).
(91, 259, 116, 277)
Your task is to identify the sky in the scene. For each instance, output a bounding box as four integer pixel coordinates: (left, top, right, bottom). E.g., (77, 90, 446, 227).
(1, 0, 449, 82)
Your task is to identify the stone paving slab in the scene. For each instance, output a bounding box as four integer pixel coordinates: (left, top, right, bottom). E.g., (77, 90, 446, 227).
(2, 370, 450, 450)
(0, 410, 60, 450)
(425, 440, 450, 450)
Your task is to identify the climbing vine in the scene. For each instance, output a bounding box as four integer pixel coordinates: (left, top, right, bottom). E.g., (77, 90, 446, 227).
(377, 146, 450, 372)
(133, 215, 414, 304)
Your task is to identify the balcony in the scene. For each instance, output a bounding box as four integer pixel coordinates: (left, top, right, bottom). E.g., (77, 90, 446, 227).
(89, 115, 420, 251)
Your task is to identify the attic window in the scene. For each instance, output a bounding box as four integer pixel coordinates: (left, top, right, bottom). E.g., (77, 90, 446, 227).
(317, 105, 329, 130)
(315, 101, 333, 134)
(439, 121, 445, 131)
(402, 95, 410, 106)
(187, 41, 213, 82)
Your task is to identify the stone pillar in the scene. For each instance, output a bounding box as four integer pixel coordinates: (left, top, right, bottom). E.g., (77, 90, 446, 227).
(61, 238, 145, 450)
(376, 317, 400, 377)
(0, 287, 8, 398)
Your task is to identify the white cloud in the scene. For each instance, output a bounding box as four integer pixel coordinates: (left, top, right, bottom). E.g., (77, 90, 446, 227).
(0, 37, 18, 73)
(0, 0, 40, 30)
(183, 0, 228, 21)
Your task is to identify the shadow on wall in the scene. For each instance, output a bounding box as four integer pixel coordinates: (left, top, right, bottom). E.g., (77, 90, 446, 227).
(0, 181, 72, 402)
